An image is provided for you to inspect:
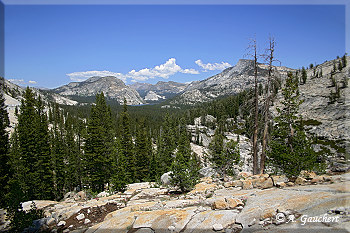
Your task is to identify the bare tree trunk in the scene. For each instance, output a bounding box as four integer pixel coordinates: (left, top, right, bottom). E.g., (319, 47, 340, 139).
(252, 39, 259, 175)
(260, 37, 275, 174)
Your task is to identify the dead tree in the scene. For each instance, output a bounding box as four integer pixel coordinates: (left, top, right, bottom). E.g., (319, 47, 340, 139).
(259, 36, 279, 174)
(246, 36, 259, 175)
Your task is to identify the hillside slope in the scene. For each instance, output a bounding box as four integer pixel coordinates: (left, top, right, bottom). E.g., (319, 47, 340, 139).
(53, 76, 144, 105)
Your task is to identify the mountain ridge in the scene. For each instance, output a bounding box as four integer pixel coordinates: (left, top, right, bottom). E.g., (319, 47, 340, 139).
(53, 76, 144, 105)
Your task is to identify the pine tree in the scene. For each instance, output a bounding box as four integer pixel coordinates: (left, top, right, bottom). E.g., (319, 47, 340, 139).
(148, 151, 159, 182)
(134, 119, 152, 182)
(170, 120, 199, 192)
(118, 98, 135, 184)
(268, 73, 323, 177)
(301, 67, 307, 84)
(64, 113, 83, 191)
(32, 96, 53, 200)
(208, 124, 240, 177)
(338, 61, 343, 71)
(10, 88, 54, 200)
(156, 113, 176, 175)
(342, 54, 347, 68)
(0, 85, 10, 207)
(84, 92, 115, 192)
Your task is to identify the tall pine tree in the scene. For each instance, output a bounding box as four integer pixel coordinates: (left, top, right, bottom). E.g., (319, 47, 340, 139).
(170, 119, 199, 192)
(84, 92, 115, 192)
(134, 119, 152, 182)
(10, 88, 53, 200)
(0, 83, 10, 207)
(268, 73, 323, 177)
(118, 98, 135, 184)
(156, 113, 176, 176)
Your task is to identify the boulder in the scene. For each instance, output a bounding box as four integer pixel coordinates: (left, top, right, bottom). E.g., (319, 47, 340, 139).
(287, 182, 294, 186)
(212, 198, 228, 210)
(198, 167, 217, 178)
(76, 213, 85, 221)
(161, 172, 172, 186)
(311, 176, 324, 183)
(189, 182, 217, 195)
(84, 219, 91, 224)
(74, 191, 87, 201)
(213, 223, 223, 231)
(226, 198, 244, 209)
(57, 221, 66, 227)
(238, 171, 253, 179)
(276, 182, 287, 188)
(299, 170, 317, 180)
(224, 180, 243, 188)
(212, 198, 243, 210)
(320, 175, 332, 182)
(96, 191, 109, 198)
(295, 177, 307, 185)
(271, 175, 289, 186)
(242, 180, 253, 189)
(252, 177, 273, 189)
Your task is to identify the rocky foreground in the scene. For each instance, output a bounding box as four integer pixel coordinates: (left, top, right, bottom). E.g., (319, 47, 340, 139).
(1, 172, 349, 233)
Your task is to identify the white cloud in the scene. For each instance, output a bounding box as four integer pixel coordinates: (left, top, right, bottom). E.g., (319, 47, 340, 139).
(195, 59, 232, 71)
(128, 58, 197, 82)
(28, 80, 37, 84)
(66, 58, 200, 83)
(66, 70, 125, 82)
(181, 68, 200, 74)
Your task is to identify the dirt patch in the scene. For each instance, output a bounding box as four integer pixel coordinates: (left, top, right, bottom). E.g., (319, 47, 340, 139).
(54, 202, 122, 232)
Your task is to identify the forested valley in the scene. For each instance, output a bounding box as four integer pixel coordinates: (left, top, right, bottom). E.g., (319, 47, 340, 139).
(0, 53, 348, 232)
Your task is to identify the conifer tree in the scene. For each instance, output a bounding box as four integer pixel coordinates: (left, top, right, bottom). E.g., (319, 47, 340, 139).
(84, 92, 115, 192)
(170, 120, 199, 192)
(148, 151, 159, 181)
(156, 113, 176, 175)
(11, 88, 53, 200)
(134, 119, 152, 182)
(111, 137, 127, 192)
(338, 61, 343, 71)
(301, 67, 307, 84)
(268, 73, 323, 177)
(118, 98, 135, 184)
(208, 123, 240, 177)
(0, 85, 10, 207)
(65, 113, 82, 191)
(342, 54, 347, 68)
(32, 95, 53, 200)
(50, 103, 67, 199)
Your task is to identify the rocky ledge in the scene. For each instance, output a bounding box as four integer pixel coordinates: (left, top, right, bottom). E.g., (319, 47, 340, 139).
(0, 172, 349, 233)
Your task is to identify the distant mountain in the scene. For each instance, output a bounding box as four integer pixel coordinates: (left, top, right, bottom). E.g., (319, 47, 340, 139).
(171, 59, 294, 105)
(130, 81, 187, 103)
(53, 76, 144, 105)
(2, 78, 78, 131)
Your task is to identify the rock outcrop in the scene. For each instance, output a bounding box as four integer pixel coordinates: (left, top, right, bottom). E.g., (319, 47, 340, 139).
(2, 172, 348, 233)
(171, 59, 294, 105)
(53, 76, 145, 105)
(130, 81, 187, 103)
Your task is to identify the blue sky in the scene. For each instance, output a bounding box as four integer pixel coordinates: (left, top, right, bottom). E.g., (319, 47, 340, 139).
(4, 4, 346, 88)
